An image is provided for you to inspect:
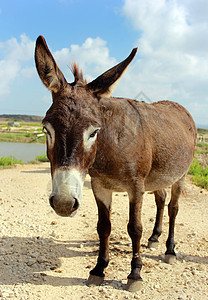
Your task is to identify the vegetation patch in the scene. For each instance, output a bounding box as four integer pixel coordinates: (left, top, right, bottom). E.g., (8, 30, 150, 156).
(34, 154, 49, 162)
(188, 142, 208, 189)
(0, 121, 45, 143)
(0, 156, 22, 167)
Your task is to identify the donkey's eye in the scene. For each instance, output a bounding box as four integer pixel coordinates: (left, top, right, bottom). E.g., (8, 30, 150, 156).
(42, 127, 47, 134)
(83, 126, 100, 151)
(89, 129, 99, 139)
(43, 126, 51, 138)
(42, 123, 55, 148)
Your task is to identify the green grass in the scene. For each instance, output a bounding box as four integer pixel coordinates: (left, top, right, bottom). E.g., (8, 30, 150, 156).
(0, 121, 45, 143)
(196, 142, 208, 149)
(0, 132, 46, 143)
(35, 154, 49, 162)
(0, 156, 22, 167)
(189, 146, 208, 190)
(188, 160, 208, 189)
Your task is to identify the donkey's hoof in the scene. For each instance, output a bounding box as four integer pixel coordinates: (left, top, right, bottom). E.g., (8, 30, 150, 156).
(126, 279, 143, 292)
(87, 274, 104, 286)
(147, 240, 159, 249)
(165, 254, 176, 264)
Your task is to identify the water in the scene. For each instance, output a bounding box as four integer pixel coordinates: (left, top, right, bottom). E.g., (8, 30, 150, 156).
(0, 142, 46, 163)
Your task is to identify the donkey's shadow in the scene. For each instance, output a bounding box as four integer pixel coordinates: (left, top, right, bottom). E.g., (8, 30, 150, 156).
(0, 236, 97, 286)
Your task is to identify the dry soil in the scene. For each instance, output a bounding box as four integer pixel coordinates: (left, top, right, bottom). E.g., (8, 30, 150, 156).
(0, 163, 207, 300)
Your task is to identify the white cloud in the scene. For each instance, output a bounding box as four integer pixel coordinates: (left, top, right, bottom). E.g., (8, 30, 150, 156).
(1, 34, 34, 61)
(0, 34, 34, 97)
(121, 0, 208, 125)
(54, 37, 117, 82)
(21, 67, 35, 79)
(0, 59, 20, 97)
(0, 34, 118, 115)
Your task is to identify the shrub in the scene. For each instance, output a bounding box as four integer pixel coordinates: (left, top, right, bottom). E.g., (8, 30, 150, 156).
(188, 160, 208, 189)
(0, 156, 22, 167)
(196, 142, 208, 149)
(35, 154, 49, 162)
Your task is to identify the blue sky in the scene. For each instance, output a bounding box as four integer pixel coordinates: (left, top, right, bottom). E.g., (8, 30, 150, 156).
(0, 0, 208, 126)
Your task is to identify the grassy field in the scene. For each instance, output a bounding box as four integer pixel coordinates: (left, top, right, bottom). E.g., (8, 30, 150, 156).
(0, 121, 45, 143)
(188, 141, 208, 189)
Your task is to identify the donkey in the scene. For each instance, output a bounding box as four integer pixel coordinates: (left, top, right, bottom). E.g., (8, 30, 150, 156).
(35, 36, 197, 291)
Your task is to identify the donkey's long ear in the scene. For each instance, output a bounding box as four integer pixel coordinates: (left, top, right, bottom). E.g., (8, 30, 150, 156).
(35, 35, 67, 93)
(87, 48, 137, 97)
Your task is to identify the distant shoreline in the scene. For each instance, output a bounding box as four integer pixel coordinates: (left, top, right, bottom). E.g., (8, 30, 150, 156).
(0, 114, 43, 123)
(0, 114, 207, 130)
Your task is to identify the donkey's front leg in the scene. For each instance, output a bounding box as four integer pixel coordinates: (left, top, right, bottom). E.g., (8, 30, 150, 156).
(87, 180, 112, 286)
(126, 186, 144, 292)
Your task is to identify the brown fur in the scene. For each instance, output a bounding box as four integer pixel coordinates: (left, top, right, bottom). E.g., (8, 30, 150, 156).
(35, 36, 197, 289)
(71, 63, 85, 84)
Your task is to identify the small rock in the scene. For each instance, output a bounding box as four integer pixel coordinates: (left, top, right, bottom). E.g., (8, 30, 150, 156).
(26, 259, 36, 266)
(51, 221, 57, 225)
(32, 277, 39, 281)
(177, 295, 186, 300)
(141, 288, 146, 294)
(30, 252, 39, 258)
(86, 265, 92, 269)
(50, 231, 59, 238)
(37, 256, 47, 263)
(118, 267, 125, 272)
(154, 284, 160, 289)
(54, 269, 62, 273)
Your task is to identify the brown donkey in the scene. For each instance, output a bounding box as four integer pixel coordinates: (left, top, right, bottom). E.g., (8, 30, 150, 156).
(35, 36, 197, 291)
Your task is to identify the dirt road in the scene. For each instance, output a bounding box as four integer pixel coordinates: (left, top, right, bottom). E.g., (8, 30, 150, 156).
(0, 163, 207, 299)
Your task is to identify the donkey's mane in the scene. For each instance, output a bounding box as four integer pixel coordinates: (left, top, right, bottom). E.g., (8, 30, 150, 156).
(71, 62, 85, 83)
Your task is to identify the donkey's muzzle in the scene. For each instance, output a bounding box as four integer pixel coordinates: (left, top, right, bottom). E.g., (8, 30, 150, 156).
(49, 168, 84, 217)
(49, 194, 80, 217)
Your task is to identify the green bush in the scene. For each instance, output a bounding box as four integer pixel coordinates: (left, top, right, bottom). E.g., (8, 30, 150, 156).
(188, 160, 208, 189)
(35, 154, 49, 162)
(196, 142, 208, 150)
(192, 174, 208, 189)
(25, 132, 33, 137)
(0, 156, 22, 167)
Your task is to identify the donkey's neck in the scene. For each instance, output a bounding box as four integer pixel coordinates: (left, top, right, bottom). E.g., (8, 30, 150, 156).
(89, 97, 148, 181)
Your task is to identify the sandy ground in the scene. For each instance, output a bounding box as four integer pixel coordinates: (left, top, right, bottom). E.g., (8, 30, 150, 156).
(0, 163, 207, 300)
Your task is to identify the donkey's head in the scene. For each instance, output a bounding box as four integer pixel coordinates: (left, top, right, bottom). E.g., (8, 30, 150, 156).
(35, 35, 137, 217)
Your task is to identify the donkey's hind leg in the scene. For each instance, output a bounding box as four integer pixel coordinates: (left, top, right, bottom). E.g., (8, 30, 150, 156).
(87, 179, 112, 286)
(165, 175, 185, 264)
(148, 189, 167, 248)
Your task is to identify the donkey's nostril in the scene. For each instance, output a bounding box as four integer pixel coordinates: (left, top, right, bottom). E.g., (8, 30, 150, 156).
(49, 195, 55, 209)
(72, 198, 79, 211)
